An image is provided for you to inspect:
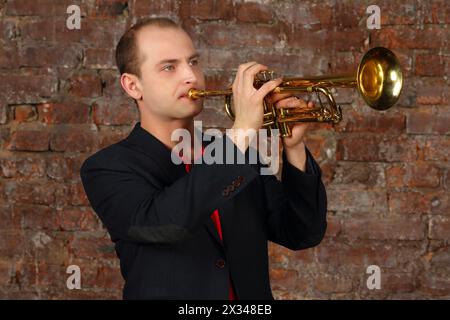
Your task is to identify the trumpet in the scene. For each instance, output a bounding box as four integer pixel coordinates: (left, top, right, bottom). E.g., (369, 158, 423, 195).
(188, 47, 403, 137)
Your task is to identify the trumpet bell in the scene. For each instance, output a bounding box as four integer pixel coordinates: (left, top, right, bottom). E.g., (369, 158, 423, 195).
(357, 47, 403, 111)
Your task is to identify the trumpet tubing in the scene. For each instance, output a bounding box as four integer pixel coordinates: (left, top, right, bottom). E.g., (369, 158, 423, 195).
(188, 47, 403, 137)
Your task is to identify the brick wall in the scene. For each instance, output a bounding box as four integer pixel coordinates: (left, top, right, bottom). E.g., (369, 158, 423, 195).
(0, 0, 449, 299)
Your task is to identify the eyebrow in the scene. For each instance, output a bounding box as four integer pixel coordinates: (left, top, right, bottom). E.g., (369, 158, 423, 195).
(155, 53, 200, 67)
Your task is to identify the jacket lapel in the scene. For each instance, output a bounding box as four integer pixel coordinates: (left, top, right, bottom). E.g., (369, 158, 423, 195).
(122, 122, 226, 248)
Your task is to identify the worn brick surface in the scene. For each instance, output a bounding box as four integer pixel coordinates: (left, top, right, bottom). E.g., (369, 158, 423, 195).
(0, 0, 449, 300)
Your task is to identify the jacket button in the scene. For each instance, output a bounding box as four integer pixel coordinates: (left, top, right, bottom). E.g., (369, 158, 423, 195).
(215, 259, 226, 269)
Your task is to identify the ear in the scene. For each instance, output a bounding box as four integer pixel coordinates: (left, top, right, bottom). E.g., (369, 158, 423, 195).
(120, 73, 143, 100)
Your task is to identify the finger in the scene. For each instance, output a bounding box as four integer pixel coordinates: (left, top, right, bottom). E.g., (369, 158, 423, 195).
(267, 92, 292, 104)
(254, 78, 283, 101)
(233, 61, 258, 89)
(276, 97, 308, 109)
(243, 63, 268, 90)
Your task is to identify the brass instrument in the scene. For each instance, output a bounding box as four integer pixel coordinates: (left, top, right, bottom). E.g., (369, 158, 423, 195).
(188, 47, 403, 137)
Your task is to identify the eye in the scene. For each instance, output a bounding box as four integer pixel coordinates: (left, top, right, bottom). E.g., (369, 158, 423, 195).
(189, 59, 199, 66)
(162, 64, 175, 72)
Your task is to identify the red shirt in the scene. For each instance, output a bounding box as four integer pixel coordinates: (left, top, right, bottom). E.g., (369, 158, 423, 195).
(184, 162, 237, 300)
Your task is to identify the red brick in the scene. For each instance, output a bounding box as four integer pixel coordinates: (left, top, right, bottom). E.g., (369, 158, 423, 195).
(0, 154, 46, 178)
(314, 274, 353, 293)
(16, 205, 57, 230)
(341, 216, 424, 240)
(83, 48, 115, 69)
(420, 0, 450, 24)
(0, 45, 19, 69)
(0, 231, 24, 258)
(6, 181, 56, 205)
(275, 1, 334, 28)
(316, 241, 421, 268)
(14, 105, 37, 122)
(388, 191, 450, 215)
(87, 0, 128, 17)
(268, 243, 314, 267)
(68, 235, 116, 260)
(54, 18, 126, 49)
(429, 216, 450, 240)
(287, 29, 365, 52)
(330, 162, 385, 188)
(416, 78, 449, 105)
(386, 163, 441, 188)
(5, 0, 56, 16)
(93, 100, 138, 126)
(336, 134, 381, 162)
(24, 230, 69, 265)
(270, 268, 308, 291)
(20, 44, 82, 68)
(179, 0, 234, 21)
(201, 49, 241, 70)
(38, 102, 89, 124)
(377, 0, 417, 26)
(0, 73, 57, 104)
(0, 205, 21, 230)
(327, 187, 387, 213)
(424, 136, 450, 161)
(445, 170, 450, 190)
(324, 216, 342, 238)
(415, 54, 446, 77)
(50, 126, 98, 152)
(335, 109, 405, 134)
(200, 24, 282, 48)
(78, 264, 123, 291)
(420, 273, 450, 296)
(407, 107, 450, 135)
(378, 135, 420, 162)
(18, 17, 55, 41)
(68, 182, 90, 206)
(133, 0, 178, 18)
(69, 74, 102, 98)
(371, 26, 447, 50)
(99, 70, 123, 97)
(0, 260, 13, 287)
(46, 154, 85, 181)
(55, 207, 99, 232)
(6, 129, 50, 151)
(237, 2, 272, 23)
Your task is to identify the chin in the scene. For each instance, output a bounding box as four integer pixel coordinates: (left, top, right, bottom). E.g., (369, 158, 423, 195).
(178, 100, 203, 118)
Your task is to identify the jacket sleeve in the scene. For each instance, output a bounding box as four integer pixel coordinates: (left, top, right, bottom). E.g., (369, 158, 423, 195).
(80, 135, 260, 245)
(262, 147, 328, 250)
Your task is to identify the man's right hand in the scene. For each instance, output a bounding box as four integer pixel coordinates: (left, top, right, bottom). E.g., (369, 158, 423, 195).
(231, 62, 282, 132)
(228, 62, 282, 153)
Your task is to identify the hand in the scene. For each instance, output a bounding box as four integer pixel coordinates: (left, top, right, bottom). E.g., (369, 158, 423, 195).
(231, 62, 282, 132)
(268, 94, 314, 172)
(269, 94, 312, 149)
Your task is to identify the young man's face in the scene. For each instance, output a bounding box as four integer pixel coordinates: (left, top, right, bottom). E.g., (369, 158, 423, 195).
(135, 26, 205, 121)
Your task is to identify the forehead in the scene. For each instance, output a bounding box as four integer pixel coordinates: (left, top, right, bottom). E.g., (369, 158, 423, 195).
(136, 26, 196, 63)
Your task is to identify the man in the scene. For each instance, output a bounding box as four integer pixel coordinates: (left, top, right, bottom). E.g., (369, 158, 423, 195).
(80, 17, 327, 300)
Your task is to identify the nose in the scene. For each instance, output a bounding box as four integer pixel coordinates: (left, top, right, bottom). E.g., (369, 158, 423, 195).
(181, 64, 198, 85)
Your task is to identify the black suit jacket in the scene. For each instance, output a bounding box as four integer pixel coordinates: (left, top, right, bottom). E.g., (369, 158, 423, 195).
(80, 122, 327, 300)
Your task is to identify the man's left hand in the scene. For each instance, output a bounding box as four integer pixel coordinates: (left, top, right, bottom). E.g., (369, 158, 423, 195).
(268, 93, 313, 171)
